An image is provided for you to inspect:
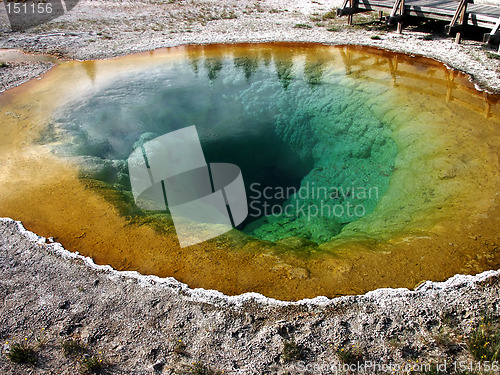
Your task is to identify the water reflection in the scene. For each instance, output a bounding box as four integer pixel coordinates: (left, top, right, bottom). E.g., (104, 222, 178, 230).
(204, 57, 223, 81)
(234, 57, 260, 81)
(82, 60, 97, 83)
(275, 57, 294, 89)
(304, 55, 327, 86)
(181, 44, 498, 120)
(338, 45, 498, 119)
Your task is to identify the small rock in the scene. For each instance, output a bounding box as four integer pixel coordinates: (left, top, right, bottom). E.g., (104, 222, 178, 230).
(59, 323, 80, 336)
(152, 362, 164, 373)
(148, 347, 159, 360)
(88, 326, 110, 343)
(58, 300, 70, 310)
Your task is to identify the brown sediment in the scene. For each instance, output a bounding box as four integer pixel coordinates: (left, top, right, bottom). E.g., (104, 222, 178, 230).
(0, 43, 498, 301)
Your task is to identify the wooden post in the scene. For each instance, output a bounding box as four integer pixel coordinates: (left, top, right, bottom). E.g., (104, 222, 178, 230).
(483, 17, 500, 51)
(447, 0, 468, 44)
(389, 0, 404, 32)
(348, 0, 353, 26)
(455, 4, 467, 44)
(397, 0, 405, 33)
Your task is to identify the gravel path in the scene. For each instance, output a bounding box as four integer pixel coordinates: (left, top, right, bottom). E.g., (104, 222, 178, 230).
(0, 1, 499, 373)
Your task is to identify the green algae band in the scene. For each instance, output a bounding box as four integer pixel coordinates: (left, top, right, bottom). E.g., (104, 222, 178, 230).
(0, 43, 498, 301)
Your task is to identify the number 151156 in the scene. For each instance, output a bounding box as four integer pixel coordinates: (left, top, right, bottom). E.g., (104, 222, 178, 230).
(5, 2, 53, 14)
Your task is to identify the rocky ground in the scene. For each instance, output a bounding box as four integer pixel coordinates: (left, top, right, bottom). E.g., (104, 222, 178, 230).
(1, 218, 499, 375)
(0, 0, 499, 374)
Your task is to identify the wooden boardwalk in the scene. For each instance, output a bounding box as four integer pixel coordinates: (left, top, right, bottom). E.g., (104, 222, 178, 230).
(337, 0, 500, 46)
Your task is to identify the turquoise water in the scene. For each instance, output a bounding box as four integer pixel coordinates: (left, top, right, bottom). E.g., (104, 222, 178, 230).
(48, 54, 397, 244)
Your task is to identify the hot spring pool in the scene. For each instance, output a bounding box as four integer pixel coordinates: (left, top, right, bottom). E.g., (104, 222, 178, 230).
(0, 43, 498, 300)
